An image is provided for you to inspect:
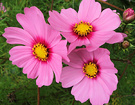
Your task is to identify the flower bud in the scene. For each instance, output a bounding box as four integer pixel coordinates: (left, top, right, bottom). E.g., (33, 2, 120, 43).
(123, 8, 135, 23)
(122, 40, 130, 49)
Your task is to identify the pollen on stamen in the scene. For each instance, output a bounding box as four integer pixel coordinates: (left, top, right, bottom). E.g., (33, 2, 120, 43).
(83, 62, 98, 79)
(73, 21, 93, 36)
(32, 43, 48, 61)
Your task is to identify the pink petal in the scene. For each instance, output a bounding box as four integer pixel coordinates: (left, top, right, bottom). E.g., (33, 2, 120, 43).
(63, 49, 84, 68)
(24, 6, 44, 20)
(88, 31, 114, 47)
(60, 66, 84, 88)
(46, 25, 62, 48)
(0, 3, 2, 7)
(68, 36, 90, 54)
(78, 0, 101, 23)
(97, 55, 116, 70)
(122, 33, 128, 38)
(61, 32, 78, 43)
(93, 48, 110, 61)
(92, 8, 121, 31)
(96, 77, 112, 95)
(86, 31, 116, 52)
(23, 57, 39, 79)
(100, 68, 118, 74)
(51, 40, 69, 62)
(60, 8, 79, 25)
(75, 48, 93, 63)
(9, 46, 33, 68)
(3, 6, 5, 11)
(16, 7, 47, 40)
(36, 62, 53, 87)
(86, 44, 99, 52)
(106, 32, 125, 44)
(3, 27, 34, 46)
(47, 53, 62, 83)
(71, 77, 90, 103)
(48, 10, 72, 32)
(89, 79, 110, 105)
(98, 72, 118, 95)
(27, 7, 47, 41)
(95, 72, 118, 103)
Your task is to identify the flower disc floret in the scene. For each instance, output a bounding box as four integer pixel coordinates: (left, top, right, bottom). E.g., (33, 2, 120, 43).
(73, 21, 93, 36)
(83, 62, 98, 78)
(32, 43, 48, 61)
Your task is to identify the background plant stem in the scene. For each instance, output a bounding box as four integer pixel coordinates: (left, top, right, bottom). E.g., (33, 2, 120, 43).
(118, 50, 135, 81)
(51, 0, 54, 11)
(97, 0, 124, 11)
(122, 23, 127, 33)
(37, 87, 40, 105)
(72, 98, 75, 105)
(118, 63, 128, 81)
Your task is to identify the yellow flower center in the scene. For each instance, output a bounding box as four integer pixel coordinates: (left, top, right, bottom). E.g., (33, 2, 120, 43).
(73, 21, 93, 36)
(32, 43, 48, 61)
(83, 62, 98, 78)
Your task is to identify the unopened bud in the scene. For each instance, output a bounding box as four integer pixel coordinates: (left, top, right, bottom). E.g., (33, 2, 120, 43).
(122, 40, 130, 49)
(123, 8, 135, 23)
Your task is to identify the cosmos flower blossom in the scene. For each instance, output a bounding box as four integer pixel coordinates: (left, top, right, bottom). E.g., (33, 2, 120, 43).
(48, 0, 125, 53)
(60, 48, 118, 105)
(0, 3, 6, 19)
(3, 6, 69, 87)
(0, 3, 6, 12)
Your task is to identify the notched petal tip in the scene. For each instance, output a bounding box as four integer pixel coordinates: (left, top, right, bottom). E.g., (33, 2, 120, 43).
(16, 13, 23, 19)
(106, 32, 125, 44)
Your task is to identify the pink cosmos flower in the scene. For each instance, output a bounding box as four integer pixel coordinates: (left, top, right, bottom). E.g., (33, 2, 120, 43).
(0, 3, 6, 19)
(3, 6, 69, 87)
(0, 3, 6, 12)
(60, 48, 118, 105)
(48, 0, 124, 54)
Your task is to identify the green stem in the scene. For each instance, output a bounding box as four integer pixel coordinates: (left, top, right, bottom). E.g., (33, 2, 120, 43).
(72, 0, 75, 9)
(122, 23, 127, 33)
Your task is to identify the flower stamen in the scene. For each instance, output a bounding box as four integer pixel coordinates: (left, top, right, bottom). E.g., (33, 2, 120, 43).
(83, 62, 98, 78)
(32, 43, 48, 61)
(73, 21, 93, 36)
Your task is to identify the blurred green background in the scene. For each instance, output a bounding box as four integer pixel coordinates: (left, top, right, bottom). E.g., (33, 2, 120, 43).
(0, 0, 135, 105)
